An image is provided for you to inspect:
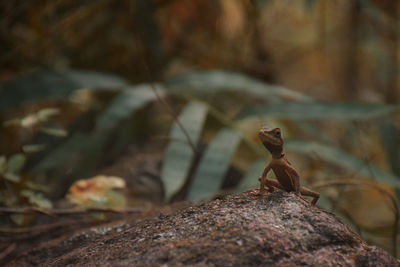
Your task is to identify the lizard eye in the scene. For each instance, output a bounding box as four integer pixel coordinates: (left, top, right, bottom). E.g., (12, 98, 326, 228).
(275, 131, 281, 137)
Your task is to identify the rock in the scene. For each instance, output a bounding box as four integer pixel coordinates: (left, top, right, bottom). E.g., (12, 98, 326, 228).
(6, 191, 399, 266)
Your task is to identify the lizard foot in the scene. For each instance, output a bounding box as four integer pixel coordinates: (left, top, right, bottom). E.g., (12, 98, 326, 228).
(294, 193, 311, 205)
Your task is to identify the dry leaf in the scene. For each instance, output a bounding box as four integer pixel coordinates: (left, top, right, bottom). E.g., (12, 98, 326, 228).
(66, 175, 126, 209)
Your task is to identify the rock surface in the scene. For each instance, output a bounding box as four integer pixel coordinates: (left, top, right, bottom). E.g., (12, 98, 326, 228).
(7, 191, 399, 266)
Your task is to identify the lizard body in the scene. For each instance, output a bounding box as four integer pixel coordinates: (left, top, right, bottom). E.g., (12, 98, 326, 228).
(258, 127, 319, 205)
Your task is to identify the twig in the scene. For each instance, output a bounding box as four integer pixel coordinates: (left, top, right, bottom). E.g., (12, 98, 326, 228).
(0, 243, 16, 261)
(313, 179, 398, 257)
(0, 207, 144, 217)
(353, 122, 398, 257)
(0, 220, 83, 234)
(151, 134, 194, 145)
(140, 55, 199, 155)
(0, 218, 108, 242)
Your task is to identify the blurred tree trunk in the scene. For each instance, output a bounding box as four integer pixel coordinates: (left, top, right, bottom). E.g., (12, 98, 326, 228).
(384, 0, 399, 104)
(341, 0, 361, 100)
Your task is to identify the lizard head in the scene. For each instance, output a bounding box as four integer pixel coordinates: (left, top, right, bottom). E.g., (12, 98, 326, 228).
(259, 127, 283, 155)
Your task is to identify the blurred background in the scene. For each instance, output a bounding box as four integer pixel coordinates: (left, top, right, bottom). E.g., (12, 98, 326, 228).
(1, 0, 400, 258)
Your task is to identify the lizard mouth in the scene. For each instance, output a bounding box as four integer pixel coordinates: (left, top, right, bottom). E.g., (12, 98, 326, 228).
(259, 127, 282, 146)
(260, 126, 272, 132)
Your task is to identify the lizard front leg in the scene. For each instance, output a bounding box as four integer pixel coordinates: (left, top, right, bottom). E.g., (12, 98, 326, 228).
(258, 163, 274, 195)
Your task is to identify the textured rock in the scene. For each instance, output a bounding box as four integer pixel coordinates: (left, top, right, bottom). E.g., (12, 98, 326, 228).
(7, 191, 399, 266)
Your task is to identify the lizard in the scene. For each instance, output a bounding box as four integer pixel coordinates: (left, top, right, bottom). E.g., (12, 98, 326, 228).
(257, 126, 319, 205)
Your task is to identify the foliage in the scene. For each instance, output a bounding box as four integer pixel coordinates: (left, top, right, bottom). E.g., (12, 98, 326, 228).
(1, 70, 398, 209)
(238, 102, 399, 120)
(0, 70, 128, 112)
(0, 154, 25, 183)
(0, 108, 68, 224)
(1, 69, 399, 253)
(1, 0, 400, 256)
(187, 128, 241, 201)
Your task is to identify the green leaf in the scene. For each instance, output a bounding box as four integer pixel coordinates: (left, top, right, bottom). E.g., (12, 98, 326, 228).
(40, 127, 68, 137)
(93, 84, 164, 133)
(20, 189, 34, 198)
(166, 70, 311, 102)
(3, 172, 21, 183)
(187, 128, 242, 201)
(161, 101, 208, 202)
(7, 153, 26, 173)
(22, 144, 47, 153)
(285, 139, 400, 188)
(86, 84, 164, 155)
(10, 214, 27, 226)
(32, 133, 85, 172)
(0, 69, 128, 111)
(35, 85, 163, 176)
(71, 84, 165, 177)
(30, 194, 52, 209)
(20, 115, 39, 128)
(36, 108, 60, 121)
(103, 190, 126, 209)
(21, 190, 52, 209)
(24, 181, 50, 192)
(238, 102, 399, 120)
(237, 159, 266, 192)
(378, 119, 400, 176)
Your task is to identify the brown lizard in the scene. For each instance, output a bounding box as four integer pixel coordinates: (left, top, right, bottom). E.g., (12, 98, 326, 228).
(257, 126, 319, 205)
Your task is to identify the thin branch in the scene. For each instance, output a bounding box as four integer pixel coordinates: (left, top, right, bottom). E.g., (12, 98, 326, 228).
(313, 179, 398, 257)
(0, 220, 85, 234)
(140, 54, 199, 155)
(0, 207, 144, 217)
(151, 135, 195, 145)
(0, 219, 110, 242)
(152, 87, 198, 154)
(350, 122, 399, 257)
(0, 243, 16, 261)
(199, 98, 264, 157)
